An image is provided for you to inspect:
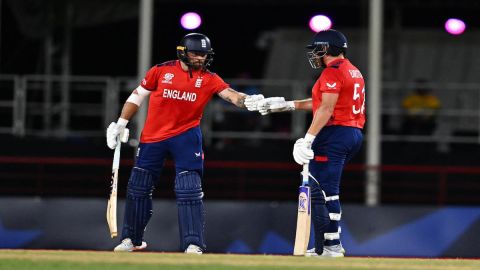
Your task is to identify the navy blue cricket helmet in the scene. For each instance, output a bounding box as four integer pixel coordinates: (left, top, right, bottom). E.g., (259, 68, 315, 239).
(306, 29, 348, 69)
(177, 33, 214, 69)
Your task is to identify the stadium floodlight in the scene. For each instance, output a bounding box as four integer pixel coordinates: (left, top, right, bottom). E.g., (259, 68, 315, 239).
(309, 15, 332, 32)
(445, 18, 466, 35)
(180, 12, 202, 30)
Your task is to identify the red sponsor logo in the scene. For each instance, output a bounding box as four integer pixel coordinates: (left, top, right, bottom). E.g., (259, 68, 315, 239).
(314, 156, 328, 162)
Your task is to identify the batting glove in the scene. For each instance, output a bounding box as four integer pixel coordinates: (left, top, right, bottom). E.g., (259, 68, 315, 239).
(257, 97, 295, 115)
(106, 118, 130, 149)
(244, 94, 265, 111)
(293, 134, 315, 165)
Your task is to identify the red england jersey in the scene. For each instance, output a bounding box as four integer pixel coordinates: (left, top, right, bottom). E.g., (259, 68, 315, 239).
(312, 59, 366, 129)
(139, 60, 229, 143)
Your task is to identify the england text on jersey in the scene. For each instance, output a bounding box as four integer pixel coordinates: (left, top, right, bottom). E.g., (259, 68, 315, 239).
(162, 89, 197, 102)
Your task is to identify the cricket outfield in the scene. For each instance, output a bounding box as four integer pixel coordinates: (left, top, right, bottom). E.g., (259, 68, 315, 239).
(0, 250, 479, 270)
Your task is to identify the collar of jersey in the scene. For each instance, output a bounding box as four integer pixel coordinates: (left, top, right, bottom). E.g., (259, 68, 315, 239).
(326, 58, 346, 67)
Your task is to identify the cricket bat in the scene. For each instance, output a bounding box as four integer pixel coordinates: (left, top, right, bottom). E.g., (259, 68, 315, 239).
(106, 137, 121, 238)
(293, 164, 311, 256)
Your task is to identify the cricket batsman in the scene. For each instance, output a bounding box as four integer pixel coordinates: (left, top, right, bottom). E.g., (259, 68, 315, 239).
(255, 29, 366, 257)
(106, 33, 263, 253)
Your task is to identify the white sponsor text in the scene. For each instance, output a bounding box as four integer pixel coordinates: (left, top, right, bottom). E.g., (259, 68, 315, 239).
(163, 89, 197, 102)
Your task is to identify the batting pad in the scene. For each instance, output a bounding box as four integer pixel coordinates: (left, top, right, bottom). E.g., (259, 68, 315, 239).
(175, 171, 206, 251)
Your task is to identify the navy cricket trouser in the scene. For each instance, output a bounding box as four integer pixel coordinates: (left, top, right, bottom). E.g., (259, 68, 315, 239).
(309, 125, 363, 247)
(135, 126, 204, 177)
(122, 126, 204, 247)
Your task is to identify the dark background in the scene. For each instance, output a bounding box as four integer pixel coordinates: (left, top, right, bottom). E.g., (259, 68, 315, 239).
(2, 0, 478, 77)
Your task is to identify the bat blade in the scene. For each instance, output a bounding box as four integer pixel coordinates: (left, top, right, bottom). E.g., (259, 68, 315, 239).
(293, 185, 311, 256)
(106, 169, 118, 238)
(107, 138, 121, 239)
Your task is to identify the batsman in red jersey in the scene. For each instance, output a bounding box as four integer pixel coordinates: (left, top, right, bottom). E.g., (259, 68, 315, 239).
(256, 29, 366, 257)
(105, 33, 263, 253)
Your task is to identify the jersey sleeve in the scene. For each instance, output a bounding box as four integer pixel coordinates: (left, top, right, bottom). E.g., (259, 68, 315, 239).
(209, 73, 230, 94)
(140, 66, 160, 91)
(319, 68, 343, 94)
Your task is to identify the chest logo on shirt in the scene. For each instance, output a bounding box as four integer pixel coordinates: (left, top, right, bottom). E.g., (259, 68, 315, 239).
(195, 77, 203, 88)
(326, 82, 337, 89)
(162, 73, 174, 84)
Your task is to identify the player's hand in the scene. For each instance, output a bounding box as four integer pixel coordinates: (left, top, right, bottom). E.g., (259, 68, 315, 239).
(293, 136, 315, 165)
(106, 120, 129, 149)
(244, 94, 264, 111)
(257, 97, 295, 115)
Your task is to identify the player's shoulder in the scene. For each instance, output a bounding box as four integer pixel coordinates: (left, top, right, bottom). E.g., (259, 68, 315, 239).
(321, 65, 342, 82)
(155, 60, 178, 68)
(325, 59, 362, 77)
(202, 69, 223, 80)
(327, 62, 342, 70)
(321, 65, 340, 78)
(325, 58, 348, 70)
(202, 69, 217, 76)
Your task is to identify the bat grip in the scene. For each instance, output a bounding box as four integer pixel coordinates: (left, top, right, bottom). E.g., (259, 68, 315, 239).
(302, 163, 309, 185)
(112, 136, 121, 170)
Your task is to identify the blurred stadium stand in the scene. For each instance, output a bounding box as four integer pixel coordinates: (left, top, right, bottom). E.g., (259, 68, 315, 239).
(1, 76, 480, 205)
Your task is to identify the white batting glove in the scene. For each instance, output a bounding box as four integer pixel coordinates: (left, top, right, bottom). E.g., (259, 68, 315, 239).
(106, 118, 130, 150)
(293, 134, 315, 165)
(244, 94, 265, 111)
(258, 97, 295, 115)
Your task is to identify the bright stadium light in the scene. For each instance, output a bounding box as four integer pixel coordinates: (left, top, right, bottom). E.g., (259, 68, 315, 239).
(180, 12, 202, 30)
(309, 15, 332, 32)
(445, 18, 466, 35)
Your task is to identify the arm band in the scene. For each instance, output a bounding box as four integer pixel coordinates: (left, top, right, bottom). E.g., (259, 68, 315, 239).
(126, 86, 151, 106)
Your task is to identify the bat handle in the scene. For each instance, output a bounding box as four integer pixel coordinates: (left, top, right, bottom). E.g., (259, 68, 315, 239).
(112, 136, 121, 170)
(302, 163, 309, 185)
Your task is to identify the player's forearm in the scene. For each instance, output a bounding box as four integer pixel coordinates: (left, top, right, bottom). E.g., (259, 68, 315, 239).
(119, 102, 139, 121)
(306, 106, 333, 136)
(293, 98, 313, 111)
(218, 88, 247, 108)
(232, 92, 247, 108)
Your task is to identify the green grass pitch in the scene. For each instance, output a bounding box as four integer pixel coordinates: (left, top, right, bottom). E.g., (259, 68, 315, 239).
(0, 250, 478, 270)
